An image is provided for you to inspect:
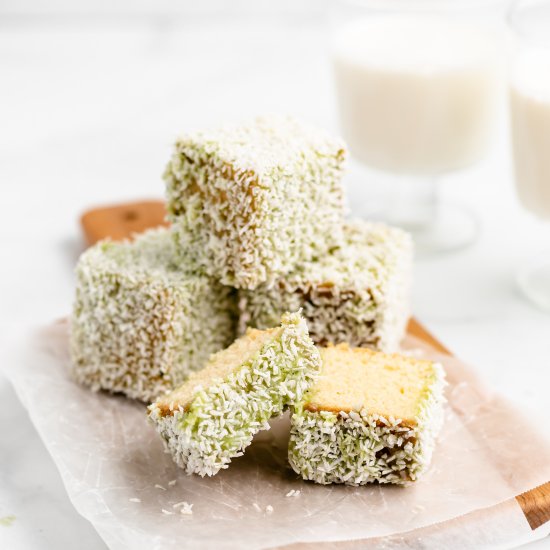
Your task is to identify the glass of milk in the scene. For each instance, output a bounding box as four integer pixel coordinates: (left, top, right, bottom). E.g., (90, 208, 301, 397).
(331, 0, 503, 255)
(509, 0, 550, 311)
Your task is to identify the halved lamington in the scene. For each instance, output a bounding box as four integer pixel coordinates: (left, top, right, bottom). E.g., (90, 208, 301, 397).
(164, 115, 347, 290)
(148, 312, 320, 477)
(70, 228, 236, 402)
(239, 220, 413, 352)
(289, 344, 446, 486)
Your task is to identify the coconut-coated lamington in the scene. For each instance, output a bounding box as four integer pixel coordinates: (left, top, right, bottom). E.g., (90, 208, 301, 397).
(289, 344, 446, 486)
(164, 116, 347, 290)
(70, 228, 236, 402)
(239, 220, 413, 352)
(148, 312, 321, 477)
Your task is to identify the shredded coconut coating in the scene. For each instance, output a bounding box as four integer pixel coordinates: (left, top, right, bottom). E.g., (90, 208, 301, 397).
(148, 312, 321, 477)
(239, 220, 413, 351)
(70, 228, 237, 402)
(288, 363, 446, 486)
(164, 115, 347, 290)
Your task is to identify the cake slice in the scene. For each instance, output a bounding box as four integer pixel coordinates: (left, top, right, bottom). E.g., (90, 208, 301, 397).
(148, 312, 321, 477)
(164, 115, 347, 290)
(239, 220, 413, 351)
(289, 344, 446, 486)
(70, 228, 236, 402)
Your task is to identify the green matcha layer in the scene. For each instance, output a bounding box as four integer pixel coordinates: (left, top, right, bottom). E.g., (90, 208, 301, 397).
(70, 228, 236, 402)
(164, 115, 347, 290)
(289, 344, 446, 486)
(239, 220, 413, 352)
(148, 312, 321, 477)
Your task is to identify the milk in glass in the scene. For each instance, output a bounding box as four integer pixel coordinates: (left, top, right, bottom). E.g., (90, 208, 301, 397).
(510, 51, 550, 219)
(333, 16, 499, 175)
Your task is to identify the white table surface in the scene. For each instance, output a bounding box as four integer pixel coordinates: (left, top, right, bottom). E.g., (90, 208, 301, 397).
(1, 7, 549, 549)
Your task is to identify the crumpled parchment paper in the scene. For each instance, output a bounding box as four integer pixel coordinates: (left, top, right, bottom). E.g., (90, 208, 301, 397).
(5, 320, 550, 550)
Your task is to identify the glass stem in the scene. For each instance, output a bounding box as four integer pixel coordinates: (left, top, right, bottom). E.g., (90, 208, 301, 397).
(386, 175, 438, 230)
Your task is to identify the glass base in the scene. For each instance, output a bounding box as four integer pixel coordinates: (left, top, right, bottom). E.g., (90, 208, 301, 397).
(517, 259, 550, 312)
(344, 168, 481, 257)
(401, 202, 480, 257)
(344, 166, 482, 256)
(363, 199, 480, 257)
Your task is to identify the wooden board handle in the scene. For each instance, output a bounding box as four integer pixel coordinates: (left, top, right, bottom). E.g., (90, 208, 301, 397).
(80, 199, 168, 246)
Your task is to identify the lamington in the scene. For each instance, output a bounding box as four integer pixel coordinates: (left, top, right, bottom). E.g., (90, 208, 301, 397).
(288, 343, 446, 486)
(239, 220, 413, 352)
(148, 312, 320, 477)
(164, 115, 347, 290)
(70, 228, 236, 402)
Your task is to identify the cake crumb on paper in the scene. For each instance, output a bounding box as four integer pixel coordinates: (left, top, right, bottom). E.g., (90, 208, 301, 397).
(173, 502, 194, 515)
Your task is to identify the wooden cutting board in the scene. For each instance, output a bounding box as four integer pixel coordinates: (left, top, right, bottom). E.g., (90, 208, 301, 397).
(79, 199, 550, 533)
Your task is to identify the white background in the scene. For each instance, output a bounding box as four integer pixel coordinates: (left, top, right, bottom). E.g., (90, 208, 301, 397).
(1, 1, 549, 548)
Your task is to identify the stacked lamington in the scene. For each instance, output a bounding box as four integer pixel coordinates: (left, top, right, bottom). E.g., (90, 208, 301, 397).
(164, 115, 347, 289)
(238, 220, 413, 351)
(70, 115, 443, 485)
(71, 228, 236, 402)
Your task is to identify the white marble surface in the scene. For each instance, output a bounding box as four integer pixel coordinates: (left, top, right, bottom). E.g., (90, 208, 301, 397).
(1, 6, 550, 549)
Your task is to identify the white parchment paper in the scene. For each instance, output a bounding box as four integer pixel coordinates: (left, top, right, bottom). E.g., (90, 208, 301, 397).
(5, 321, 550, 550)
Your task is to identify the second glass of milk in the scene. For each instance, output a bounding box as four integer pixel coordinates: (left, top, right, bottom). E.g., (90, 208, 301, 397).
(509, 0, 550, 311)
(331, 1, 502, 254)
